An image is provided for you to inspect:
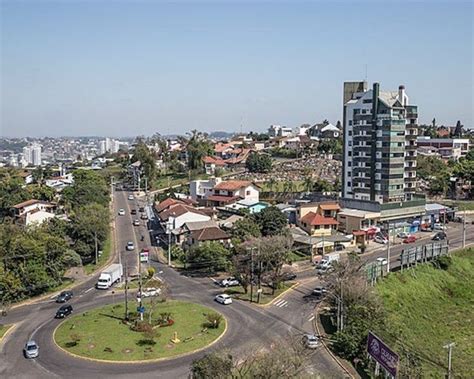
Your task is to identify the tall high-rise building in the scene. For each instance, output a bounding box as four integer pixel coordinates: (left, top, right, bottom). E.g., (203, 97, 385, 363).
(342, 82, 418, 204)
(22, 143, 42, 166)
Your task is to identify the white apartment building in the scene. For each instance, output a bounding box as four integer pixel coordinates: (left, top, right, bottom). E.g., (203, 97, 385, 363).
(22, 143, 42, 166)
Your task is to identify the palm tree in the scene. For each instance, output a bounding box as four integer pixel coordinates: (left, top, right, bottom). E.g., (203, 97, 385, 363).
(304, 175, 313, 193)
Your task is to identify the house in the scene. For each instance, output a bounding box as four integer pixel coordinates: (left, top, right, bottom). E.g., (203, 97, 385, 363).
(18, 171, 34, 185)
(156, 202, 211, 231)
(202, 156, 226, 175)
(296, 202, 340, 236)
(172, 220, 219, 246)
(45, 173, 74, 192)
(11, 199, 56, 227)
(268, 125, 293, 138)
(182, 221, 231, 248)
(190, 178, 260, 207)
(205, 180, 260, 207)
(416, 137, 470, 160)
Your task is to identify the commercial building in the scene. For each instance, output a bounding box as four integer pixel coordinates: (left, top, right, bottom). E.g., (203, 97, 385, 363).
(343, 81, 418, 203)
(23, 143, 42, 166)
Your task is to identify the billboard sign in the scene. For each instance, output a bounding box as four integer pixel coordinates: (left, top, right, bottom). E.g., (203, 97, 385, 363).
(140, 251, 149, 263)
(367, 332, 399, 377)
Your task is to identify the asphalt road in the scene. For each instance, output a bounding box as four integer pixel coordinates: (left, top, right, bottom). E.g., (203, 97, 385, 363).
(0, 190, 348, 379)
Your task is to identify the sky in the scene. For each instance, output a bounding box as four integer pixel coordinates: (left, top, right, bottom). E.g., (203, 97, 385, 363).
(1, 0, 472, 138)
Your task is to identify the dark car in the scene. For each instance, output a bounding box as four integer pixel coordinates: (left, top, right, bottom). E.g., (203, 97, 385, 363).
(432, 232, 447, 241)
(55, 304, 73, 318)
(131, 209, 137, 215)
(56, 291, 73, 303)
(281, 272, 297, 281)
(139, 207, 145, 212)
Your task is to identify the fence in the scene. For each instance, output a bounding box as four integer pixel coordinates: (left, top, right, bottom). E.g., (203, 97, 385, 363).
(366, 241, 449, 284)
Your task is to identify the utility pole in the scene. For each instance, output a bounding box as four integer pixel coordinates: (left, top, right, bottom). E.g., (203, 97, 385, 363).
(250, 248, 255, 303)
(124, 262, 129, 321)
(443, 342, 455, 379)
(462, 209, 466, 248)
(138, 248, 143, 321)
(386, 223, 391, 274)
(94, 231, 98, 265)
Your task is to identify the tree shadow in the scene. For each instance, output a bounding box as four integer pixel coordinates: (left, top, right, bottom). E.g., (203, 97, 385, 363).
(99, 313, 124, 321)
(136, 339, 156, 346)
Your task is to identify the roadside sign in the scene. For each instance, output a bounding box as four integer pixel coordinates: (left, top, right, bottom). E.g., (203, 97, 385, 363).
(367, 332, 399, 377)
(137, 306, 145, 313)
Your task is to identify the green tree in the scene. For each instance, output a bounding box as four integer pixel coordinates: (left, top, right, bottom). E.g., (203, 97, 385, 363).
(253, 206, 288, 236)
(186, 130, 213, 170)
(191, 353, 233, 379)
(246, 153, 272, 173)
(313, 179, 334, 192)
(131, 140, 157, 184)
(188, 241, 230, 272)
(231, 217, 261, 242)
(62, 170, 109, 209)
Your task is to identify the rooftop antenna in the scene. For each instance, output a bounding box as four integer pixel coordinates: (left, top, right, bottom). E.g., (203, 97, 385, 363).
(364, 64, 368, 83)
(240, 117, 243, 135)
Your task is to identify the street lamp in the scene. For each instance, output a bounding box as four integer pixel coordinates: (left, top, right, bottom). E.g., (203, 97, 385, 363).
(443, 342, 455, 379)
(166, 218, 174, 266)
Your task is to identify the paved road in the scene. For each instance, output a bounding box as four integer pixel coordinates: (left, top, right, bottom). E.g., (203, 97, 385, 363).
(0, 190, 348, 379)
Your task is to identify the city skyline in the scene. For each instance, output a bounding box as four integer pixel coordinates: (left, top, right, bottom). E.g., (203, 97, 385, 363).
(1, 1, 472, 137)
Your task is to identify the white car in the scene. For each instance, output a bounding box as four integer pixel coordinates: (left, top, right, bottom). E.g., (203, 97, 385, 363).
(433, 223, 447, 231)
(118, 209, 125, 216)
(374, 236, 388, 244)
(397, 232, 410, 239)
(215, 294, 232, 305)
(219, 277, 240, 287)
(128, 194, 134, 200)
(126, 241, 135, 251)
(376, 257, 388, 265)
(138, 287, 161, 298)
(133, 219, 140, 226)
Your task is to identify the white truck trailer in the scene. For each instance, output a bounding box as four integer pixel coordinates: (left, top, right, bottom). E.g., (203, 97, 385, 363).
(96, 263, 123, 289)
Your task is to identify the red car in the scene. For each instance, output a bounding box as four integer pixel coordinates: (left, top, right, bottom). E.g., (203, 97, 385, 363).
(403, 235, 417, 244)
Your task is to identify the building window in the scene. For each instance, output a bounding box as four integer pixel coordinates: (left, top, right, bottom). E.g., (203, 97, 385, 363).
(246, 190, 250, 195)
(349, 120, 353, 126)
(347, 181, 352, 187)
(363, 99, 372, 104)
(348, 151, 352, 156)
(348, 131, 352, 136)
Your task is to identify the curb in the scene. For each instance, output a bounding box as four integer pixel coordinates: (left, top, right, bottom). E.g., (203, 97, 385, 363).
(0, 323, 17, 347)
(312, 302, 356, 379)
(251, 281, 300, 308)
(52, 305, 228, 364)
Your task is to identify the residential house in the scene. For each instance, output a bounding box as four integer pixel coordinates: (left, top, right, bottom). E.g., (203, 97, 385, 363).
(182, 220, 231, 248)
(416, 137, 470, 160)
(205, 180, 260, 207)
(296, 202, 340, 236)
(156, 201, 211, 232)
(11, 199, 56, 227)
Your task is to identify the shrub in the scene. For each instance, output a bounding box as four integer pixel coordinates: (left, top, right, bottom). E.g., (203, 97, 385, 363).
(435, 255, 452, 270)
(130, 321, 154, 333)
(147, 267, 155, 279)
(205, 312, 223, 329)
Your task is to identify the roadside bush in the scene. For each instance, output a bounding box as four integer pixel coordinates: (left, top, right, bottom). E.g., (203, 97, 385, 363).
(204, 312, 223, 329)
(130, 320, 154, 333)
(435, 255, 452, 270)
(147, 267, 155, 279)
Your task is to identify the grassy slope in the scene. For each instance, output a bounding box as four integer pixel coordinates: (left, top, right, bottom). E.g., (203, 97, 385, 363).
(55, 300, 225, 361)
(376, 249, 474, 378)
(0, 324, 12, 340)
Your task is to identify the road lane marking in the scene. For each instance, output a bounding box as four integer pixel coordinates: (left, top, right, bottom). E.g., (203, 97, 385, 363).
(308, 315, 315, 322)
(274, 299, 288, 307)
(84, 287, 94, 294)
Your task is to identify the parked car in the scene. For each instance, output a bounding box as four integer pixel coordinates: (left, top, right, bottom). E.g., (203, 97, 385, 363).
(139, 207, 145, 212)
(215, 294, 232, 305)
(131, 209, 137, 215)
(219, 277, 240, 287)
(376, 257, 388, 265)
(138, 287, 161, 298)
(118, 209, 125, 216)
(432, 232, 447, 241)
(56, 291, 73, 303)
(126, 241, 135, 251)
(302, 334, 321, 349)
(55, 304, 73, 318)
(128, 194, 134, 200)
(374, 236, 388, 244)
(420, 225, 433, 232)
(334, 244, 345, 251)
(133, 219, 140, 226)
(312, 286, 327, 297)
(23, 341, 39, 359)
(140, 213, 148, 220)
(316, 266, 333, 275)
(281, 271, 297, 281)
(397, 232, 410, 239)
(403, 235, 417, 244)
(433, 223, 447, 231)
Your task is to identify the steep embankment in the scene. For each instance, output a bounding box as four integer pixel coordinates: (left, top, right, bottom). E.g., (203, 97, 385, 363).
(377, 249, 474, 378)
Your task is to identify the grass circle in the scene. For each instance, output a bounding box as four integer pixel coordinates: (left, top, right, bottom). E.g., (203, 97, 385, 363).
(54, 300, 226, 362)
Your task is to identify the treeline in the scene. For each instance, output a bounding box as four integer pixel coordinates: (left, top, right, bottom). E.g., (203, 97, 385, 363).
(0, 169, 110, 303)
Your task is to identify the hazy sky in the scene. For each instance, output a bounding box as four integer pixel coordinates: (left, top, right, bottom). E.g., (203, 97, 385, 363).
(1, 1, 472, 138)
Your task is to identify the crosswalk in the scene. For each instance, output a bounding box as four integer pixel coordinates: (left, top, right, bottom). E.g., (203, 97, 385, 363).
(273, 299, 289, 308)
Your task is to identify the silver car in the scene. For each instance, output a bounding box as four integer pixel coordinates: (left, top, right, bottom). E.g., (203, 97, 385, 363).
(23, 340, 39, 359)
(302, 334, 321, 349)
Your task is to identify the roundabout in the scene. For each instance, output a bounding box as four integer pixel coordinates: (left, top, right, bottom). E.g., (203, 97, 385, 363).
(53, 300, 227, 362)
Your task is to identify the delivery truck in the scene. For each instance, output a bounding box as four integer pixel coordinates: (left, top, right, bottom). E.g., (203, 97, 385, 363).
(96, 263, 123, 289)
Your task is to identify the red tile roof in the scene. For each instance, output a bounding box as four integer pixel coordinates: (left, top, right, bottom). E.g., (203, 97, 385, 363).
(300, 212, 338, 226)
(214, 142, 233, 153)
(214, 180, 253, 191)
(202, 156, 226, 166)
(155, 198, 184, 213)
(159, 204, 208, 221)
(206, 195, 241, 204)
(12, 199, 54, 209)
(190, 227, 230, 242)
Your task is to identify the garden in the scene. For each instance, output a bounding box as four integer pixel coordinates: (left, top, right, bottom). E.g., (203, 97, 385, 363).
(54, 300, 226, 361)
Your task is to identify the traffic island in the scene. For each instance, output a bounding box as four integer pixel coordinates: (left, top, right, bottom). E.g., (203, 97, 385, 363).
(0, 324, 14, 342)
(54, 300, 226, 362)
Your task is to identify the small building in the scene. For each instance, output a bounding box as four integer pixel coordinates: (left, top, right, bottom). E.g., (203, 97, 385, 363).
(299, 212, 339, 236)
(11, 199, 56, 227)
(225, 199, 268, 214)
(187, 226, 231, 247)
(416, 137, 470, 160)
